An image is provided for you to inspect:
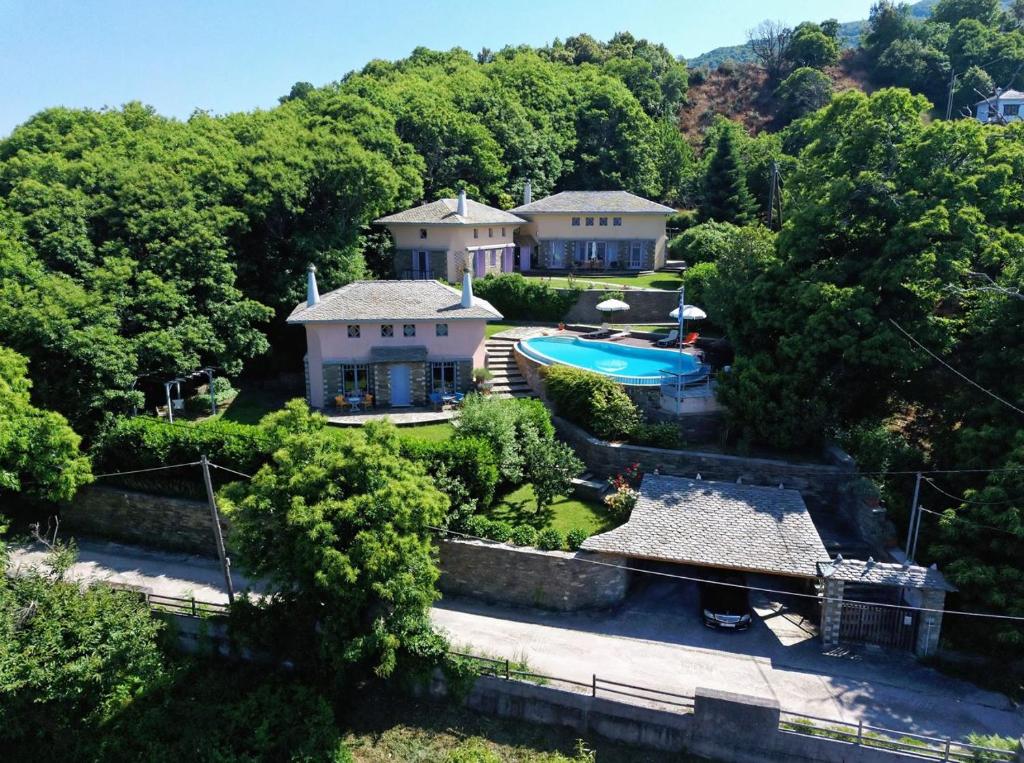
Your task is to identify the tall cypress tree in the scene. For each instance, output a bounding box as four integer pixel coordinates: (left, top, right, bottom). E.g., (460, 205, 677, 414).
(701, 127, 757, 225)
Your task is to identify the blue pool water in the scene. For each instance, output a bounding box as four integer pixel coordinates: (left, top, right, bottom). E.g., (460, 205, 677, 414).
(520, 335, 703, 383)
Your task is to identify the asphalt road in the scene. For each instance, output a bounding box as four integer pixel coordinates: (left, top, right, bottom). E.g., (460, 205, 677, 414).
(12, 539, 1021, 742)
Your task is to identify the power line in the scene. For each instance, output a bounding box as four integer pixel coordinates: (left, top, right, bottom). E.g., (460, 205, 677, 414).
(889, 319, 1024, 416)
(430, 526, 1024, 624)
(92, 461, 202, 480)
(208, 463, 254, 480)
(923, 477, 1024, 507)
(918, 507, 1022, 538)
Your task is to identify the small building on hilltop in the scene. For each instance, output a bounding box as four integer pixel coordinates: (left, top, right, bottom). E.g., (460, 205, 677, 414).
(975, 89, 1024, 123)
(374, 190, 526, 282)
(510, 186, 674, 273)
(288, 268, 501, 409)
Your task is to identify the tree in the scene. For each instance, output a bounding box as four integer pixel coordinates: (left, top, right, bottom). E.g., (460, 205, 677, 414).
(700, 126, 758, 225)
(525, 438, 584, 512)
(747, 20, 793, 80)
(931, 0, 1000, 27)
(775, 67, 834, 124)
(0, 345, 91, 503)
(786, 23, 840, 69)
(0, 540, 166, 759)
(220, 402, 449, 680)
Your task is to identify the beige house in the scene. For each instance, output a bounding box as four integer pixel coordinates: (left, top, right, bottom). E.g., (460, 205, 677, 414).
(375, 190, 526, 282)
(511, 188, 674, 272)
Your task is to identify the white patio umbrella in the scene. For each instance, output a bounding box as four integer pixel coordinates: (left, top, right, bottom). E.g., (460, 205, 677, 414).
(595, 298, 631, 313)
(668, 304, 707, 321)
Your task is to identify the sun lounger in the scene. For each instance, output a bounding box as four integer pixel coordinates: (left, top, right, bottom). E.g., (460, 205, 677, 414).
(607, 326, 632, 341)
(682, 331, 699, 346)
(655, 329, 679, 347)
(580, 323, 612, 339)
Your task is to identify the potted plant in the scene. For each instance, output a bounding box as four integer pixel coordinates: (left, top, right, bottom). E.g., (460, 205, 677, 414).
(472, 367, 494, 393)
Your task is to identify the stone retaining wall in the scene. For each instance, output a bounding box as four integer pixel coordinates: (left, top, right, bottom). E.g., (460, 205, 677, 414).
(62, 485, 223, 556)
(562, 288, 680, 324)
(438, 538, 629, 611)
(553, 417, 856, 513)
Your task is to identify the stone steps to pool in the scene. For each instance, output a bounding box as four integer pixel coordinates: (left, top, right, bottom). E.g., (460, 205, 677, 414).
(485, 337, 534, 399)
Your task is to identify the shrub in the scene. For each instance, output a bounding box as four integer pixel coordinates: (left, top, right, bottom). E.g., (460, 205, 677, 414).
(527, 438, 584, 510)
(509, 525, 538, 546)
(536, 527, 564, 551)
(542, 366, 640, 441)
(472, 273, 581, 321)
(461, 515, 491, 538)
(566, 528, 589, 551)
(488, 520, 513, 543)
(604, 486, 639, 518)
(400, 436, 499, 507)
(455, 394, 556, 484)
(631, 422, 683, 449)
(667, 209, 698, 232)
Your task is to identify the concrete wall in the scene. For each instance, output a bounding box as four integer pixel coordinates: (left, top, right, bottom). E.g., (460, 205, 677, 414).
(562, 288, 681, 325)
(553, 417, 857, 513)
(63, 485, 222, 556)
(438, 539, 629, 611)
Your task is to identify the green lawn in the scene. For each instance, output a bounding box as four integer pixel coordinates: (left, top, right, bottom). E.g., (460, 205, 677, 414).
(525, 271, 683, 291)
(484, 483, 618, 536)
(485, 321, 523, 338)
(397, 422, 454, 442)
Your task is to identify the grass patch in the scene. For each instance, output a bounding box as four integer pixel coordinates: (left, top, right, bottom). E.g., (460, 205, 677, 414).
(485, 484, 617, 536)
(486, 321, 525, 338)
(217, 387, 295, 425)
(341, 689, 698, 762)
(397, 422, 455, 442)
(524, 272, 683, 291)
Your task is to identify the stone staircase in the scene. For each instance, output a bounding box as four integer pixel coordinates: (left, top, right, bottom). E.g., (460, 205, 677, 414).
(484, 337, 534, 398)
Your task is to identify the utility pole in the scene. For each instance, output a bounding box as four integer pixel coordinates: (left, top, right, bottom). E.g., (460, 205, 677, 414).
(202, 367, 217, 416)
(904, 472, 923, 562)
(201, 455, 235, 604)
(767, 161, 783, 230)
(945, 69, 957, 121)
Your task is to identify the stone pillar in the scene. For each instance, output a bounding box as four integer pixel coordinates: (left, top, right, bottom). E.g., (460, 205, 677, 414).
(914, 587, 946, 658)
(820, 577, 845, 650)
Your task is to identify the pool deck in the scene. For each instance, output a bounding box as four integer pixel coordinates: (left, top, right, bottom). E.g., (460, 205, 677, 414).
(499, 326, 702, 356)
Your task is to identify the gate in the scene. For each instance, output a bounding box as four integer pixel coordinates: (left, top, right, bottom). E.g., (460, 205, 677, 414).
(839, 601, 918, 651)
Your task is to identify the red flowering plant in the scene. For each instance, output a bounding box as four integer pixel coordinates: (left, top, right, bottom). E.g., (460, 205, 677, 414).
(604, 462, 642, 518)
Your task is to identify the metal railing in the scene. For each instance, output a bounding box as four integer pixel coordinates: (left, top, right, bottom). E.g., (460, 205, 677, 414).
(451, 652, 695, 712)
(779, 710, 1016, 762)
(147, 593, 229, 618)
(517, 338, 704, 388)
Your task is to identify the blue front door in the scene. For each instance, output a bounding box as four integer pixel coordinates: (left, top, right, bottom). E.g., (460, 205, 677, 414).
(390, 364, 411, 407)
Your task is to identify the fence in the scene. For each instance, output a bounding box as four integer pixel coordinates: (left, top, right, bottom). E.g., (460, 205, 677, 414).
(145, 592, 230, 618)
(453, 651, 1017, 762)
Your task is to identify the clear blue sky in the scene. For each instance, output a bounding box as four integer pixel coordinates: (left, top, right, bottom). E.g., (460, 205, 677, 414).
(0, 0, 877, 137)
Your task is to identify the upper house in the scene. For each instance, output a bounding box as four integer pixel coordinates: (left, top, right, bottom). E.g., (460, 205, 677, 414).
(975, 89, 1024, 123)
(375, 190, 527, 282)
(510, 185, 675, 273)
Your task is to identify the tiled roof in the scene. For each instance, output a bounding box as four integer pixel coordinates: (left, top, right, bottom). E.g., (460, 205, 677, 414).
(511, 191, 675, 216)
(582, 474, 828, 578)
(817, 558, 956, 592)
(287, 280, 502, 323)
(977, 89, 1024, 103)
(374, 198, 526, 226)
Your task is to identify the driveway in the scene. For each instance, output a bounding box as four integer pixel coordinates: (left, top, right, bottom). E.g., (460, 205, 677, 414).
(433, 574, 1023, 742)
(12, 539, 1020, 741)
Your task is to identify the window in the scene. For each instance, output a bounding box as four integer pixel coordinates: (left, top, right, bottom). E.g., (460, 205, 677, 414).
(436, 323, 448, 337)
(629, 241, 643, 269)
(380, 324, 394, 338)
(501, 227, 506, 236)
(419, 228, 427, 239)
(430, 361, 458, 392)
(347, 325, 360, 338)
(339, 364, 370, 395)
(488, 228, 493, 238)
(1005, 104, 1020, 116)
(473, 228, 479, 239)
(403, 324, 416, 337)
(571, 217, 581, 226)
(489, 250, 497, 267)
(613, 217, 622, 226)
(585, 217, 594, 226)
(599, 217, 608, 226)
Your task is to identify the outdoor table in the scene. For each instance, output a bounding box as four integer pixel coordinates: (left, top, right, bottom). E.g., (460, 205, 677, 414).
(346, 395, 362, 412)
(442, 394, 456, 407)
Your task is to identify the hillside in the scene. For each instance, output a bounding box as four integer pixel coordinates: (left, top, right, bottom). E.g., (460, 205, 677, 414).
(686, 0, 938, 69)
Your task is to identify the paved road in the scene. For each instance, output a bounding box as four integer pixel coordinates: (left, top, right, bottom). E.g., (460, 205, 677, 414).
(13, 539, 1020, 742)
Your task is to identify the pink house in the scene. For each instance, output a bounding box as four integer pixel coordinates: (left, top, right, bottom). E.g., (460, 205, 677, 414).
(288, 267, 502, 409)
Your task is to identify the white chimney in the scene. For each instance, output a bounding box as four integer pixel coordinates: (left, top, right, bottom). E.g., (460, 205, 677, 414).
(461, 269, 473, 308)
(307, 264, 320, 307)
(523, 179, 532, 205)
(456, 188, 467, 217)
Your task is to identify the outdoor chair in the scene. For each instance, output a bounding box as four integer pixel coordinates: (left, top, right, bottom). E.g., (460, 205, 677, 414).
(581, 323, 612, 339)
(607, 326, 632, 341)
(655, 329, 679, 347)
(428, 391, 444, 410)
(682, 331, 699, 346)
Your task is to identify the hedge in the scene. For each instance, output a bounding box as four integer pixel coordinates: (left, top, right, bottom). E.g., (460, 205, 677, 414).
(399, 436, 499, 507)
(471, 273, 581, 321)
(541, 365, 640, 441)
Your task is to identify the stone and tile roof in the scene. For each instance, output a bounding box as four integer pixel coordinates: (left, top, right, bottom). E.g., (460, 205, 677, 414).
(287, 280, 502, 323)
(582, 474, 828, 578)
(976, 89, 1024, 103)
(510, 190, 675, 216)
(370, 346, 429, 362)
(817, 558, 956, 592)
(374, 198, 526, 226)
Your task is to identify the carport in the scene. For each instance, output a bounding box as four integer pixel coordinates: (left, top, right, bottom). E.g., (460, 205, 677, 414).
(581, 474, 829, 581)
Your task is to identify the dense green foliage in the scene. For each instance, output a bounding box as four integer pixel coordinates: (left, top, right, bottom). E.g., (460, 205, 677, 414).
(472, 273, 582, 321)
(399, 435, 500, 510)
(700, 126, 757, 224)
(774, 67, 835, 125)
(220, 402, 449, 680)
(0, 346, 91, 503)
(541, 365, 641, 441)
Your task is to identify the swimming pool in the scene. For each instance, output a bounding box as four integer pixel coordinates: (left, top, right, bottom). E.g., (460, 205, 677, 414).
(519, 335, 707, 386)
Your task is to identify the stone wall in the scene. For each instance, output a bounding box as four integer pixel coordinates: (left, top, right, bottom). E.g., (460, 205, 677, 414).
(438, 538, 629, 611)
(553, 417, 857, 513)
(562, 288, 680, 325)
(63, 485, 223, 556)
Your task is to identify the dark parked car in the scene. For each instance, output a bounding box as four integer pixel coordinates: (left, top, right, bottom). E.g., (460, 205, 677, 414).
(699, 573, 752, 630)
